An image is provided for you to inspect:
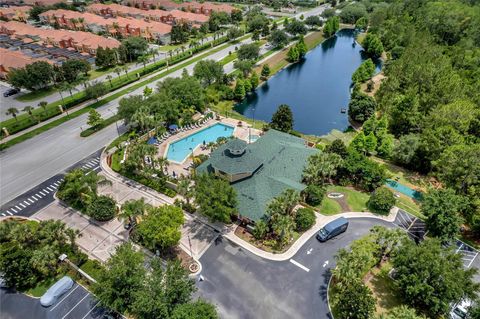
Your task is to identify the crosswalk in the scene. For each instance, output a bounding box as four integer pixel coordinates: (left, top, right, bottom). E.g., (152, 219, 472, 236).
(1, 157, 101, 217)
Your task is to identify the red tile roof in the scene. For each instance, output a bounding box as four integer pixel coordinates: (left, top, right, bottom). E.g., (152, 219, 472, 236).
(0, 47, 51, 72)
(40, 9, 172, 35)
(0, 21, 121, 50)
(0, 6, 31, 21)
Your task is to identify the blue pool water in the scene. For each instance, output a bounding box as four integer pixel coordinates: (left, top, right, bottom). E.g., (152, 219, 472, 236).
(166, 123, 234, 162)
(385, 179, 423, 201)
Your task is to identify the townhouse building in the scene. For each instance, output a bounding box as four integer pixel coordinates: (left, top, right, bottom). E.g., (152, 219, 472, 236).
(0, 21, 120, 56)
(0, 47, 51, 79)
(39, 9, 172, 43)
(0, 6, 31, 22)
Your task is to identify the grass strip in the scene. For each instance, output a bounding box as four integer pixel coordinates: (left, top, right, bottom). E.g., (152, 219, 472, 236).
(0, 37, 247, 149)
(1, 36, 236, 137)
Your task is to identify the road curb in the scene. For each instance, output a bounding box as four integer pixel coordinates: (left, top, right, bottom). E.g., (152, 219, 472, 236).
(222, 208, 399, 262)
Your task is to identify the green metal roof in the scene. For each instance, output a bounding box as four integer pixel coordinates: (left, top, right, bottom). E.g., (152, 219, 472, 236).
(197, 129, 317, 222)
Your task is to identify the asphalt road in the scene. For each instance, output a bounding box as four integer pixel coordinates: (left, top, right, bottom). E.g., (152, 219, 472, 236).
(0, 4, 330, 205)
(0, 149, 102, 217)
(197, 215, 480, 319)
(0, 282, 110, 319)
(197, 218, 392, 319)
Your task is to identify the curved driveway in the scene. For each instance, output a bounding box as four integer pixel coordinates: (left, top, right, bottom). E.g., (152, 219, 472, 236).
(197, 218, 392, 319)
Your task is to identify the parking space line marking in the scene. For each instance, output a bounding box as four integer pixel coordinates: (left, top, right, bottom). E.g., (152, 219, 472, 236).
(11, 207, 17, 213)
(290, 259, 310, 272)
(28, 198, 35, 203)
(47, 186, 55, 191)
(456, 243, 463, 253)
(1, 213, 5, 217)
(7, 211, 13, 216)
(15, 205, 21, 210)
(31, 197, 38, 202)
(43, 189, 50, 194)
(81, 301, 100, 319)
(467, 252, 478, 268)
(19, 203, 26, 208)
(24, 201, 31, 206)
(62, 293, 89, 319)
(50, 285, 80, 311)
(39, 191, 46, 195)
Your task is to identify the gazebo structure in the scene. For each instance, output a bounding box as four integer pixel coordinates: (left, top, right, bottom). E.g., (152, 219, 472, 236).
(197, 129, 317, 223)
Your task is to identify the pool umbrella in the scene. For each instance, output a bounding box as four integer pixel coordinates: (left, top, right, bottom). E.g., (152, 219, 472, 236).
(169, 124, 178, 131)
(147, 137, 157, 145)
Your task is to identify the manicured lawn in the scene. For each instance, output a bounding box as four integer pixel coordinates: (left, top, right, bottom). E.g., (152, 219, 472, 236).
(110, 149, 123, 172)
(329, 185, 370, 212)
(15, 87, 57, 102)
(319, 198, 342, 215)
(394, 193, 423, 219)
(373, 157, 430, 192)
(25, 273, 65, 298)
(319, 128, 357, 145)
(79, 259, 103, 282)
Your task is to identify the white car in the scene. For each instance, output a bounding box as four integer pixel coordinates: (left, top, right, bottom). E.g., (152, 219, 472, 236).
(450, 299, 472, 319)
(40, 276, 74, 307)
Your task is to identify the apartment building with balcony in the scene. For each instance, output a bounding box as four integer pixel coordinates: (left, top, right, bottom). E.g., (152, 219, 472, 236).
(39, 9, 172, 43)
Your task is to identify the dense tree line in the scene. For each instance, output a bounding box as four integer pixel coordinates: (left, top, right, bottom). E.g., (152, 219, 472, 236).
(346, 0, 479, 238)
(0, 219, 83, 290)
(93, 243, 217, 318)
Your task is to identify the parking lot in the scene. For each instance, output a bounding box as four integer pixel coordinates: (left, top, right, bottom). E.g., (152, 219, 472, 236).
(393, 209, 479, 269)
(1, 283, 110, 319)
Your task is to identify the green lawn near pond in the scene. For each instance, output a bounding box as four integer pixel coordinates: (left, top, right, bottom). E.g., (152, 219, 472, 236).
(330, 185, 370, 212)
(319, 198, 342, 215)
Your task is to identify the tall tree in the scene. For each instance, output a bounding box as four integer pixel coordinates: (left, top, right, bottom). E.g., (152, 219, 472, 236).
(392, 238, 479, 318)
(93, 243, 146, 313)
(136, 205, 184, 251)
(421, 188, 464, 242)
(194, 174, 237, 223)
(270, 104, 293, 132)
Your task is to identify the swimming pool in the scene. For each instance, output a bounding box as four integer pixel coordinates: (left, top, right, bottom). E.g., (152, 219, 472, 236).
(385, 179, 423, 201)
(166, 123, 235, 163)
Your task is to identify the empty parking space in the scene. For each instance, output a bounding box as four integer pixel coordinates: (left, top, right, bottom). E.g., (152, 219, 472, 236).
(456, 241, 479, 268)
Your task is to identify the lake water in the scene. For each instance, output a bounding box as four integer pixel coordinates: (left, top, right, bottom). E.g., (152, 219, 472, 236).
(235, 29, 381, 135)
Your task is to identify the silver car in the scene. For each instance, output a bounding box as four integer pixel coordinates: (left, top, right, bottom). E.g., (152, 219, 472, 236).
(40, 276, 74, 307)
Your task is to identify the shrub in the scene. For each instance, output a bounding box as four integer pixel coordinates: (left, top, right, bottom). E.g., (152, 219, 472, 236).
(295, 208, 316, 231)
(252, 220, 268, 240)
(87, 195, 117, 221)
(303, 185, 326, 206)
(367, 187, 395, 215)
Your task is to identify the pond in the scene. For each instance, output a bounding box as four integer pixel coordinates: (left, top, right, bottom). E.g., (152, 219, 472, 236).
(235, 29, 382, 135)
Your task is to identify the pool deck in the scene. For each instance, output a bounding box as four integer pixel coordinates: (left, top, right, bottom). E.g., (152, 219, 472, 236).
(157, 117, 262, 179)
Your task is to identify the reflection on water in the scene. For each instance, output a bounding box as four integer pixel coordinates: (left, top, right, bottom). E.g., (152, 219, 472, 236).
(235, 29, 382, 135)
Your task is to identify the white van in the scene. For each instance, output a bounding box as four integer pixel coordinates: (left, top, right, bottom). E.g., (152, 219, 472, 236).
(40, 276, 74, 307)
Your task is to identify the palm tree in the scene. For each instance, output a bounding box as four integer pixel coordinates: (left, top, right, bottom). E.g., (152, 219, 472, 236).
(120, 198, 151, 228)
(114, 67, 122, 78)
(5, 107, 19, 121)
(177, 177, 193, 205)
(57, 168, 111, 208)
(22, 106, 36, 122)
(106, 74, 113, 88)
(149, 48, 158, 62)
(38, 101, 48, 116)
(138, 54, 149, 69)
(272, 214, 295, 245)
(122, 65, 129, 79)
(303, 152, 343, 186)
(76, 73, 89, 89)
